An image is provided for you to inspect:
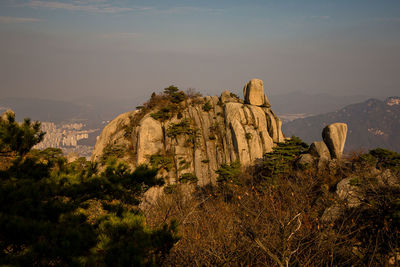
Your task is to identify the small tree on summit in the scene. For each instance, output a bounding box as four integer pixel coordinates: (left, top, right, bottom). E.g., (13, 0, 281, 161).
(164, 85, 186, 103)
(0, 112, 45, 156)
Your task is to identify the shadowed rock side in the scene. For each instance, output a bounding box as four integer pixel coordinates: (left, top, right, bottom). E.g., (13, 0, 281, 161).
(322, 123, 348, 159)
(92, 79, 284, 186)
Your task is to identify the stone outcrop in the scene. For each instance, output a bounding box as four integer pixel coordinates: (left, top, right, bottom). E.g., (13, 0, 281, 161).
(92, 79, 284, 186)
(296, 123, 348, 170)
(92, 110, 138, 166)
(322, 123, 348, 159)
(243, 79, 270, 107)
(309, 141, 331, 160)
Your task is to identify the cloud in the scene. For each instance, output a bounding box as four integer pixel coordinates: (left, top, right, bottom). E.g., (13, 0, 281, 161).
(0, 16, 42, 23)
(151, 6, 223, 15)
(26, 0, 134, 13)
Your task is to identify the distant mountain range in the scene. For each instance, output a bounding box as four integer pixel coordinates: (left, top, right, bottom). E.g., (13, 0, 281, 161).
(1, 92, 373, 124)
(0, 96, 141, 126)
(269, 91, 372, 116)
(282, 97, 400, 152)
(3, 93, 397, 153)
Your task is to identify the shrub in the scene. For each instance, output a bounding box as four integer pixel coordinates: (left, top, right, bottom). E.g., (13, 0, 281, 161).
(167, 119, 201, 147)
(245, 133, 252, 140)
(258, 136, 308, 183)
(216, 161, 241, 185)
(100, 144, 126, 164)
(164, 184, 178, 194)
(150, 154, 173, 172)
(164, 85, 186, 104)
(166, 119, 192, 138)
(369, 148, 400, 173)
(202, 101, 212, 112)
(150, 106, 173, 122)
(179, 173, 198, 184)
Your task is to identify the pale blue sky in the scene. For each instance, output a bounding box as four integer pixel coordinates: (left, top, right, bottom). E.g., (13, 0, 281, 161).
(1, 0, 399, 102)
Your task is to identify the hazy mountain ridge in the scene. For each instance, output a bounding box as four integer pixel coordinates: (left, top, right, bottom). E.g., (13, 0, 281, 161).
(269, 91, 373, 116)
(0, 96, 141, 124)
(283, 96, 400, 152)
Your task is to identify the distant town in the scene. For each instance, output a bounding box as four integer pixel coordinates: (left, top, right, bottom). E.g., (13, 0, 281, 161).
(33, 122, 101, 159)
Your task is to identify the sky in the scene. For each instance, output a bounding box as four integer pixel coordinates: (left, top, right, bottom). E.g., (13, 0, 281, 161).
(0, 0, 400, 103)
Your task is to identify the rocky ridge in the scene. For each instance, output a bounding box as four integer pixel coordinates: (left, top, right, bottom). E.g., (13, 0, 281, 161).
(92, 79, 285, 185)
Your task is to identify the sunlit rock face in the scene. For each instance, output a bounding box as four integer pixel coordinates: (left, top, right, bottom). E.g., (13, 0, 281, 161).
(92, 79, 284, 186)
(243, 79, 270, 107)
(322, 123, 348, 159)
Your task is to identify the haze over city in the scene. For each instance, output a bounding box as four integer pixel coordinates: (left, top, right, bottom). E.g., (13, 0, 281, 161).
(1, 0, 400, 103)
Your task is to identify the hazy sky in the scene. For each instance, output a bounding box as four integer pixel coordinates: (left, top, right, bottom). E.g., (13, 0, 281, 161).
(1, 0, 399, 102)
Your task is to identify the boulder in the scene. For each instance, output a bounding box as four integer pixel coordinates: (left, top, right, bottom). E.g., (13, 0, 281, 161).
(243, 79, 270, 107)
(322, 123, 348, 159)
(336, 177, 363, 207)
(296, 154, 314, 169)
(321, 205, 343, 222)
(309, 141, 331, 168)
(309, 141, 331, 160)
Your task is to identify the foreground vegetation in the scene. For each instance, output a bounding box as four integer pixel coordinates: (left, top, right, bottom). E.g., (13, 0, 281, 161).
(146, 140, 400, 266)
(1, 111, 399, 266)
(0, 113, 178, 266)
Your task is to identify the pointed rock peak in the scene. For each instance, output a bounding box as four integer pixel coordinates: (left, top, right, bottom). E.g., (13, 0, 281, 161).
(243, 79, 270, 107)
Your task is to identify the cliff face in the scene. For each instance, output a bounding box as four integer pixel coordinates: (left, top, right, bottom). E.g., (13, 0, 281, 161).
(92, 79, 285, 185)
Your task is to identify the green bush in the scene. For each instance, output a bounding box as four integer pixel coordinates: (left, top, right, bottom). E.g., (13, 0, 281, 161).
(150, 106, 173, 122)
(167, 119, 201, 147)
(369, 148, 400, 173)
(202, 101, 213, 112)
(216, 161, 241, 185)
(179, 173, 198, 184)
(164, 85, 186, 104)
(150, 154, 173, 172)
(167, 119, 192, 138)
(259, 136, 308, 183)
(100, 144, 126, 164)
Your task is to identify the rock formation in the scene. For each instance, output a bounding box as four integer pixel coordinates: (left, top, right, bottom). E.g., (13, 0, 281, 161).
(322, 123, 348, 159)
(309, 141, 331, 163)
(92, 79, 284, 186)
(296, 123, 348, 169)
(243, 79, 270, 107)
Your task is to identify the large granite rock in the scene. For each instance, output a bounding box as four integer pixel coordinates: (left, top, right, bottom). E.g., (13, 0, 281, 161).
(309, 141, 331, 160)
(92, 110, 137, 164)
(92, 79, 284, 186)
(137, 115, 164, 165)
(243, 79, 270, 107)
(322, 123, 348, 159)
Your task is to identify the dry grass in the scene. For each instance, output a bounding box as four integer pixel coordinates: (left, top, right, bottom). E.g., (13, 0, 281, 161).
(145, 157, 400, 266)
